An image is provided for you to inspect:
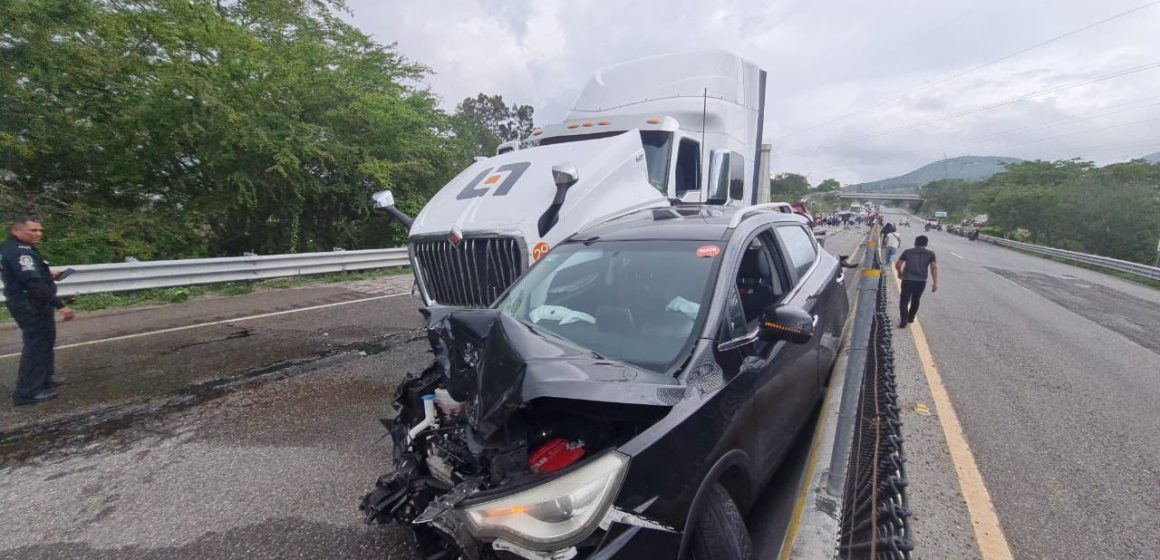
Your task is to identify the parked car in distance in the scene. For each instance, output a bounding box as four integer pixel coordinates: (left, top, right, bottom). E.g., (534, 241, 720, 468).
(361, 204, 851, 560)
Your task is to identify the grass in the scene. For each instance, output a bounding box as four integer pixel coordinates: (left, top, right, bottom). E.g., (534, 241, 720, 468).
(1, 267, 412, 321)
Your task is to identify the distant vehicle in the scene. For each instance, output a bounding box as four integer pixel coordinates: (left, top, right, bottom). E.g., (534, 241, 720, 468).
(850, 203, 863, 214)
(360, 205, 849, 560)
(934, 211, 948, 219)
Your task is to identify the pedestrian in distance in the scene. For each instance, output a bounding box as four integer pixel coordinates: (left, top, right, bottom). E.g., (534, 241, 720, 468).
(1, 217, 75, 406)
(894, 235, 937, 329)
(884, 227, 902, 264)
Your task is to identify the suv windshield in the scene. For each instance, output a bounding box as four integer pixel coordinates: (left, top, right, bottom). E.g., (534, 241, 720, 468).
(496, 240, 719, 372)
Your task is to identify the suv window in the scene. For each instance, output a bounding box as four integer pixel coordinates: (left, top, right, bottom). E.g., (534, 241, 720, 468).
(727, 231, 789, 333)
(777, 225, 817, 280)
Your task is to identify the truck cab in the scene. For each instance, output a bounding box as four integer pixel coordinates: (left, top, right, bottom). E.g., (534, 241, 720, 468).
(375, 51, 770, 308)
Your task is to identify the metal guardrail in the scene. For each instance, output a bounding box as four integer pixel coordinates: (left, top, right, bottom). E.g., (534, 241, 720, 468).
(956, 232, 1160, 282)
(837, 266, 912, 559)
(0, 248, 410, 303)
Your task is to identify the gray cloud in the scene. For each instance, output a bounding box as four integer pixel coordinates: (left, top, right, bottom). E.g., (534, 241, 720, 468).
(342, 0, 1160, 184)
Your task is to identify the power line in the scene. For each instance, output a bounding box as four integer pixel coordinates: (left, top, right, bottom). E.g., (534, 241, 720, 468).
(783, 0, 1160, 138)
(817, 60, 1160, 148)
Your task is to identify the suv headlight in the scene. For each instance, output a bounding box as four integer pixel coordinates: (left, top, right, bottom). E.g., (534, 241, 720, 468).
(462, 452, 628, 549)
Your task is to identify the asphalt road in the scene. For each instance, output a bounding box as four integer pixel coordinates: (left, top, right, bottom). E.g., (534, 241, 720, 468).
(881, 210, 1160, 559)
(0, 228, 867, 560)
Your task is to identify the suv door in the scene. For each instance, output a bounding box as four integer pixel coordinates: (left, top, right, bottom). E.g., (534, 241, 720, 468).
(714, 228, 817, 481)
(773, 224, 828, 393)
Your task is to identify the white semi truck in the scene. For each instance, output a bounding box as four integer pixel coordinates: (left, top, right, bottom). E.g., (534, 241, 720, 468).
(374, 50, 774, 307)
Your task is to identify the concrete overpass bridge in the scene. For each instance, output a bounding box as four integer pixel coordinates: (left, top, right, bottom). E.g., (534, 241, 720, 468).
(838, 191, 925, 211)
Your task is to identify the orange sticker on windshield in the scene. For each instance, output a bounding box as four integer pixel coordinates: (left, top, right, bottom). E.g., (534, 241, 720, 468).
(696, 245, 721, 258)
(532, 242, 550, 261)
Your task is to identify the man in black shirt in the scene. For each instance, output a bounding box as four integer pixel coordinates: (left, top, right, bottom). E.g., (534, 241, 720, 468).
(894, 235, 938, 328)
(2, 217, 75, 406)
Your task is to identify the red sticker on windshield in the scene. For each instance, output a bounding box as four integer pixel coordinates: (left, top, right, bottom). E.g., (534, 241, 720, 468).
(696, 245, 721, 258)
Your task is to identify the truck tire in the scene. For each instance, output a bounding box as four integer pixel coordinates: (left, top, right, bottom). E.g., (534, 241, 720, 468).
(690, 482, 754, 560)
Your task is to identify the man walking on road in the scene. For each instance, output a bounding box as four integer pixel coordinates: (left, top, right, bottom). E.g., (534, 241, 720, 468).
(1, 217, 75, 406)
(894, 235, 937, 328)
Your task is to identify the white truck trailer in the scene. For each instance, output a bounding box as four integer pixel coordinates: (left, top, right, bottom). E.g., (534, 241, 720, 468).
(374, 51, 773, 307)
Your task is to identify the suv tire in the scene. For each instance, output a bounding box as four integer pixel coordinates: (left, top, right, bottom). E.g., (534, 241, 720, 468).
(690, 482, 754, 560)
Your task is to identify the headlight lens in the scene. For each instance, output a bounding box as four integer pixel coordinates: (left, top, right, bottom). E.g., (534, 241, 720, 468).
(462, 452, 628, 549)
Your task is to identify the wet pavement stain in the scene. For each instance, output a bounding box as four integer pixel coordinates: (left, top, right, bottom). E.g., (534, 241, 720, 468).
(0, 329, 424, 465)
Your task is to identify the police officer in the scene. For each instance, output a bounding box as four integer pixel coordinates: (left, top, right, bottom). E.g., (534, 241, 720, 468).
(2, 217, 75, 406)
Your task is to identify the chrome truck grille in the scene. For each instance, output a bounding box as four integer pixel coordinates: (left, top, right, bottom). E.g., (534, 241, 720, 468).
(410, 237, 526, 307)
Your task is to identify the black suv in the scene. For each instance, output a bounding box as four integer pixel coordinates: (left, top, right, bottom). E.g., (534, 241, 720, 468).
(361, 204, 850, 560)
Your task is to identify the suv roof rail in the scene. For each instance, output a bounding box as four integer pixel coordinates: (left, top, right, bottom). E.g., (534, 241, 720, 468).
(727, 202, 795, 228)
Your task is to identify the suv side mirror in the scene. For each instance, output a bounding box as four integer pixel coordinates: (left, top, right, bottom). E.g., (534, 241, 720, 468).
(759, 304, 814, 344)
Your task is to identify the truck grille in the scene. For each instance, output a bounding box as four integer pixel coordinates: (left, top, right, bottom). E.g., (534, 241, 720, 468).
(411, 237, 525, 307)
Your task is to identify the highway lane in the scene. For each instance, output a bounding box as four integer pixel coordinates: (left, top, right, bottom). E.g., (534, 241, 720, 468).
(883, 211, 1160, 559)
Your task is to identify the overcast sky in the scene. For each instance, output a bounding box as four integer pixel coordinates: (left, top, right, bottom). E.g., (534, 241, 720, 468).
(341, 0, 1160, 185)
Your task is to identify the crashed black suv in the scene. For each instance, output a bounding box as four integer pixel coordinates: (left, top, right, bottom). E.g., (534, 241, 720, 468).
(361, 205, 850, 560)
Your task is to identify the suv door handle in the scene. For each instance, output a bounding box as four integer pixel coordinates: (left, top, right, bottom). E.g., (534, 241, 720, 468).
(835, 273, 845, 284)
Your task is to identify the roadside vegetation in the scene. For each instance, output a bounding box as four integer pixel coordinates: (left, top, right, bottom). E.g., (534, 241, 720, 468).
(1, 0, 531, 264)
(920, 159, 1160, 265)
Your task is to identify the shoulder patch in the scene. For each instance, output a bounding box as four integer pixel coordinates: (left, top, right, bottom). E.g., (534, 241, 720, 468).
(19, 255, 35, 271)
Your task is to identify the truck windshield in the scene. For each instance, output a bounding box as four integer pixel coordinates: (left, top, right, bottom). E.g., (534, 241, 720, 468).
(496, 240, 718, 372)
(539, 131, 673, 193)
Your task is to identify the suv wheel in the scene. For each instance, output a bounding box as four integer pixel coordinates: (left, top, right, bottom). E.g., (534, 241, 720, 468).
(690, 482, 754, 560)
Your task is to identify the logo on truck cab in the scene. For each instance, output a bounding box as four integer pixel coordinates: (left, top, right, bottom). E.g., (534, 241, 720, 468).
(457, 162, 531, 200)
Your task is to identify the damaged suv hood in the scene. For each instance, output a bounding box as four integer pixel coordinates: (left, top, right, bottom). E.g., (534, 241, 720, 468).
(426, 308, 678, 439)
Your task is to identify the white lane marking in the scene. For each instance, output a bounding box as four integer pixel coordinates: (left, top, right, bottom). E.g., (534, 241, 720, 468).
(985, 269, 1036, 296)
(950, 251, 965, 259)
(0, 293, 408, 360)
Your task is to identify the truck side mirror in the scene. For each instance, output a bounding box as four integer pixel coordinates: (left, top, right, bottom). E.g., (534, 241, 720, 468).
(539, 163, 580, 236)
(551, 163, 579, 189)
(371, 190, 414, 230)
(372, 190, 395, 210)
(707, 150, 730, 205)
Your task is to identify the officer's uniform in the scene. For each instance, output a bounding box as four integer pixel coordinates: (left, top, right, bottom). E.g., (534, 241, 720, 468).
(1, 235, 63, 404)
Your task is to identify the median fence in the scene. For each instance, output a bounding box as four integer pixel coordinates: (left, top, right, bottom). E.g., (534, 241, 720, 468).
(836, 255, 913, 559)
(0, 248, 410, 303)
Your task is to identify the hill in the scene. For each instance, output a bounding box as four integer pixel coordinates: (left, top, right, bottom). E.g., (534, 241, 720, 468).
(1140, 151, 1160, 164)
(847, 156, 1023, 193)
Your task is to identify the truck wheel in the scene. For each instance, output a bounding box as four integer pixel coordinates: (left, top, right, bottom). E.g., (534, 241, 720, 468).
(690, 483, 754, 560)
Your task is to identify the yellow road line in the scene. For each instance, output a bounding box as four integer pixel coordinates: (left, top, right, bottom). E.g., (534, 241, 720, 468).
(891, 273, 1014, 559)
(0, 292, 407, 360)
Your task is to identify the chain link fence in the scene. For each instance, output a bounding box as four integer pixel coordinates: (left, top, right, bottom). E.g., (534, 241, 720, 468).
(836, 252, 913, 559)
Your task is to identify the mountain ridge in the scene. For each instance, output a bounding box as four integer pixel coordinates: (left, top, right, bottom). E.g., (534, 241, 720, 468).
(847, 156, 1023, 193)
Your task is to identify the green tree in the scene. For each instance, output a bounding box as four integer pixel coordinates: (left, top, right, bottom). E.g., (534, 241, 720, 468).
(769, 172, 810, 201)
(1, 0, 475, 259)
(815, 178, 841, 192)
(451, 94, 535, 157)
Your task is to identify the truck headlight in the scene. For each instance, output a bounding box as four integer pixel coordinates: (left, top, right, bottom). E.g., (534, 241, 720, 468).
(461, 452, 628, 549)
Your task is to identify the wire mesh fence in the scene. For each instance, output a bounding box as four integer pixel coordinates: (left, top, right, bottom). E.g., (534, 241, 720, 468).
(837, 252, 914, 559)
